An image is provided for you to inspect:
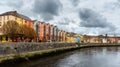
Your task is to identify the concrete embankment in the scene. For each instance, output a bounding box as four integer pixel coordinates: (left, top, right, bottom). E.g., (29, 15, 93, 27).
(0, 43, 120, 64)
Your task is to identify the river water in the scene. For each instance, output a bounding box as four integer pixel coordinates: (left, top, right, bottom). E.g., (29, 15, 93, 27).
(2, 47, 120, 67)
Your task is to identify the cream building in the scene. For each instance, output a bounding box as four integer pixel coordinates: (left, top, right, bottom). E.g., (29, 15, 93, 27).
(0, 11, 33, 42)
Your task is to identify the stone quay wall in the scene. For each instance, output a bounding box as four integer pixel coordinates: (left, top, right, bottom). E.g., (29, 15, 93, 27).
(0, 42, 120, 57)
(0, 42, 76, 56)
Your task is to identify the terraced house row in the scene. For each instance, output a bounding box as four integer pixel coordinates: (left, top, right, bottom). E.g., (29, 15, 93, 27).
(1, 11, 120, 43)
(34, 20, 66, 42)
(81, 35, 120, 43)
(0, 11, 77, 42)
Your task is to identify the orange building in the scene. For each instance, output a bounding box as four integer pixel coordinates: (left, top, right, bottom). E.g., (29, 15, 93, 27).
(0, 11, 34, 42)
(0, 11, 34, 28)
(24, 20, 34, 28)
(38, 22, 58, 42)
(38, 22, 46, 42)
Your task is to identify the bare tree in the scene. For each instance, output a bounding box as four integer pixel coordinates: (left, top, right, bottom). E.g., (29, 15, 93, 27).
(1, 20, 19, 40)
(22, 25, 37, 39)
(1, 20, 37, 42)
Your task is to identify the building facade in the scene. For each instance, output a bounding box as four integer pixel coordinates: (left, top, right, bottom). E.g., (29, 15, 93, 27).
(0, 11, 34, 42)
(38, 22, 46, 42)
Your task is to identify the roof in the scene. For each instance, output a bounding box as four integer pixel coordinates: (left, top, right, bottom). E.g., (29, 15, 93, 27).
(83, 35, 120, 38)
(0, 11, 31, 21)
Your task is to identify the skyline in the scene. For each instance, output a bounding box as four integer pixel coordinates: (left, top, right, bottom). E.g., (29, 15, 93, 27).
(0, 0, 120, 35)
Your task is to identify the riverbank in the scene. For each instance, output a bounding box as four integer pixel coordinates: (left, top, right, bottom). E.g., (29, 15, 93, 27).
(0, 43, 120, 64)
(0, 46, 80, 64)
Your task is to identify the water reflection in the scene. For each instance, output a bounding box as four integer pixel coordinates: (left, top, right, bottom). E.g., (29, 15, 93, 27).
(55, 47, 120, 67)
(1, 47, 120, 67)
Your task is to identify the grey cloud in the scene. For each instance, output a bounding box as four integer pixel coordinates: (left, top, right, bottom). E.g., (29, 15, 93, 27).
(70, 0, 80, 6)
(32, 0, 62, 21)
(58, 18, 75, 25)
(113, 0, 120, 8)
(0, 0, 23, 8)
(0, 2, 3, 5)
(104, 0, 120, 10)
(58, 22, 69, 25)
(58, 18, 72, 25)
(117, 0, 120, 3)
(79, 8, 115, 29)
(7, 0, 23, 8)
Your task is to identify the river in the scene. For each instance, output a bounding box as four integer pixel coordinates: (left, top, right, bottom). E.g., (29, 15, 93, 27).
(1, 47, 120, 67)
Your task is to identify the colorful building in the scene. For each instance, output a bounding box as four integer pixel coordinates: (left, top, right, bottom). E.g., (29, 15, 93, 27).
(50, 25, 53, 42)
(53, 26, 58, 42)
(74, 34, 82, 43)
(33, 21, 59, 42)
(65, 32, 76, 43)
(33, 20, 40, 42)
(57, 30, 61, 42)
(46, 23, 51, 42)
(81, 35, 120, 44)
(63, 31, 66, 42)
(0, 11, 34, 42)
(38, 22, 46, 42)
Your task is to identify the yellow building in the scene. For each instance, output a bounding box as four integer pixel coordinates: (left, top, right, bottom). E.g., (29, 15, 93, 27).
(0, 11, 33, 42)
(65, 32, 78, 43)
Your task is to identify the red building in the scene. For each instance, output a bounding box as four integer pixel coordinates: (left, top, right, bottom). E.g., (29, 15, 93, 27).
(24, 20, 34, 28)
(38, 22, 46, 42)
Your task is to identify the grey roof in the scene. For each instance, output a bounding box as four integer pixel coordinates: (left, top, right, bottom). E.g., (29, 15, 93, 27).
(17, 13, 31, 21)
(0, 11, 31, 21)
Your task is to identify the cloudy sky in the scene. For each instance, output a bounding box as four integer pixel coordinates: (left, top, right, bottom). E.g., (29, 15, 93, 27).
(0, 0, 120, 35)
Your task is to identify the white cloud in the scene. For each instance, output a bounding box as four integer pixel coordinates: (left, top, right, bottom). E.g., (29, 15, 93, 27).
(0, 0, 120, 35)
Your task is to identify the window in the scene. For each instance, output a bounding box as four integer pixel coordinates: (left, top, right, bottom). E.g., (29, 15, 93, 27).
(0, 28, 1, 31)
(0, 37, 2, 41)
(15, 17, 17, 21)
(25, 20, 27, 23)
(0, 22, 2, 26)
(7, 15, 9, 20)
(21, 19, 23, 23)
(3, 16, 5, 22)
